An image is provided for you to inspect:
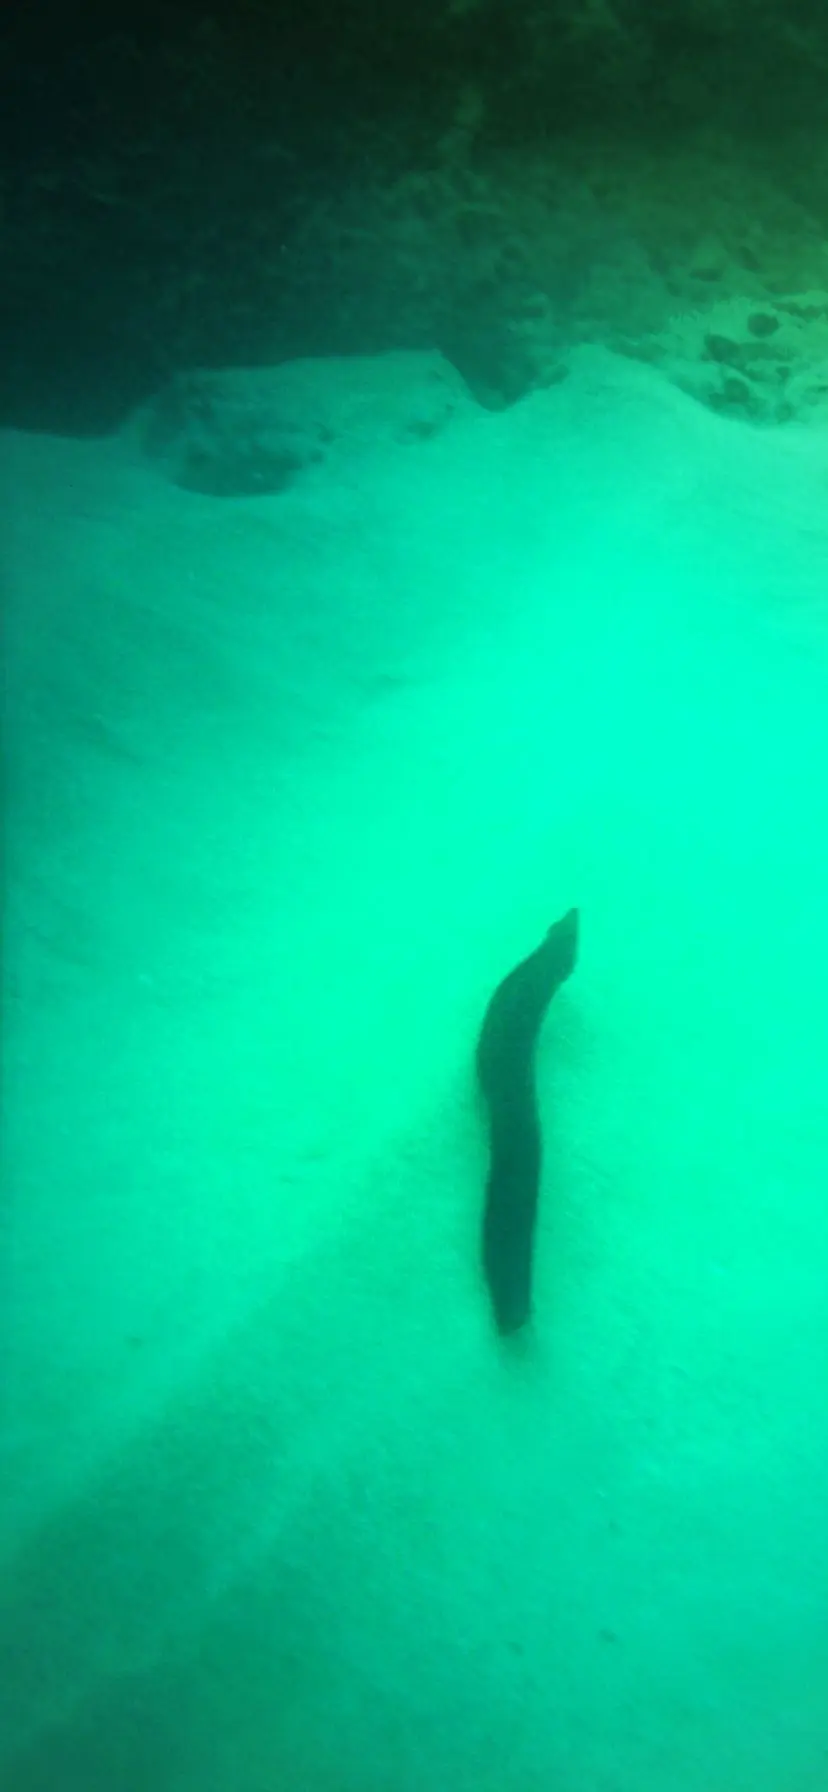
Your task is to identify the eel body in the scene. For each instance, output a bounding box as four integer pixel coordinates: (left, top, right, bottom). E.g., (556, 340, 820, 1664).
(476, 908, 579, 1334)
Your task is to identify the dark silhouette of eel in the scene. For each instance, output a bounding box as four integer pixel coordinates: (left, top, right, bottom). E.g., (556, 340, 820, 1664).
(476, 908, 579, 1334)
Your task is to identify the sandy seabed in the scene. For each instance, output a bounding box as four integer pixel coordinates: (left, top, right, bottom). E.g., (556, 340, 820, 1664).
(2, 346, 828, 1791)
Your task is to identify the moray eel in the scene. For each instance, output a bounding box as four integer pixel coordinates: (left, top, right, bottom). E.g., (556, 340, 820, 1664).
(476, 908, 579, 1335)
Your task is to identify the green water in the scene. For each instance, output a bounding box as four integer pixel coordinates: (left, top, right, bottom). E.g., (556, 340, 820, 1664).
(3, 349, 827, 1789)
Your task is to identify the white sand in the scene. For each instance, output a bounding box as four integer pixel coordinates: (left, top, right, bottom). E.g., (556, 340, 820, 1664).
(2, 347, 828, 1790)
